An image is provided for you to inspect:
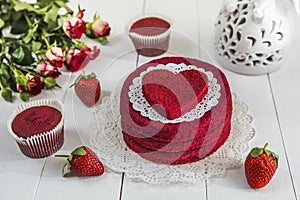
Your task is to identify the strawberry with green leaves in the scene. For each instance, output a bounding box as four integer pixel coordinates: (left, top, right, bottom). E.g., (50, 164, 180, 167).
(56, 146, 104, 177)
(245, 143, 279, 189)
(71, 71, 101, 107)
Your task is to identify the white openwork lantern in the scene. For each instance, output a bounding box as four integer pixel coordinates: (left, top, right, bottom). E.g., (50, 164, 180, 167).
(214, 0, 293, 75)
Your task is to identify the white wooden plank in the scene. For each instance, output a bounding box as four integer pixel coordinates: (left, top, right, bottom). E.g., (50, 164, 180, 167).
(0, 73, 72, 200)
(198, 0, 296, 199)
(0, 99, 44, 200)
(121, 1, 207, 200)
(36, 1, 143, 199)
(34, 89, 123, 200)
(206, 72, 296, 200)
(122, 181, 206, 200)
(268, 13, 300, 199)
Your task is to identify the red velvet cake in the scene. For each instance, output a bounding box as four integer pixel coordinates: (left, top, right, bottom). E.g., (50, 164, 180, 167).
(130, 17, 170, 36)
(120, 57, 232, 165)
(128, 16, 171, 57)
(8, 99, 64, 158)
(142, 69, 208, 120)
(12, 106, 62, 138)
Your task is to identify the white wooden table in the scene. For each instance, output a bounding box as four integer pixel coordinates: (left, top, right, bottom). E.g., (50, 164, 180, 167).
(1, 0, 299, 199)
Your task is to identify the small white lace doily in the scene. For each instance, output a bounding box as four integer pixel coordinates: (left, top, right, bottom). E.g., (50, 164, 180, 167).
(128, 63, 221, 123)
(91, 90, 255, 184)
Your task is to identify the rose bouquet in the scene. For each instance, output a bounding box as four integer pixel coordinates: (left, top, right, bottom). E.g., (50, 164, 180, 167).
(0, 0, 111, 102)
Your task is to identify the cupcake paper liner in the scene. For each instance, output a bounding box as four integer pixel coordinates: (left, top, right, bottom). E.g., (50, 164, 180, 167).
(125, 15, 172, 57)
(7, 99, 64, 158)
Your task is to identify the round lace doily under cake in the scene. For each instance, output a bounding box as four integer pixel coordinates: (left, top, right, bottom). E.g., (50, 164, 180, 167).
(91, 82, 255, 184)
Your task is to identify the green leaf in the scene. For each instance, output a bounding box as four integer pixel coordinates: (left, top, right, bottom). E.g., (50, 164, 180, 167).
(34, 5, 51, 15)
(43, 76, 57, 89)
(11, 45, 34, 65)
(1, 10, 11, 22)
(44, 5, 59, 30)
(89, 72, 96, 78)
(272, 152, 279, 169)
(12, 0, 35, 12)
(10, 17, 29, 34)
(0, 18, 4, 29)
(16, 75, 28, 85)
(98, 36, 108, 45)
(250, 147, 263, 158)
(0, 63, 11, 80)
(63, 172, 75, 178)
(23, 23, 39, 44)
(10, 11, 23, 23)
(1, 86, 12, 98)
(55, 1, 73, 14)
(85, 27, 97, 39)
(12, 47, 25, 63)
(66, 157, 72, 168)
(32, 41, 42, 52)
(264, 149, 272, 156)
(71, 146, 86, 156)
(0, 76, 8, 87)
(1, 88, 12, 102)
(9, 70, 17, 92)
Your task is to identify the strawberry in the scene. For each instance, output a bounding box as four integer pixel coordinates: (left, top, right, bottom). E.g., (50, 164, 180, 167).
(56, 146, 105, 177)
(71, 72, 101, 107)
(245, 143, 279, 189)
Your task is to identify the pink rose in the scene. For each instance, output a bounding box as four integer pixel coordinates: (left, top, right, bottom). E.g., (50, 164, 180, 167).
(81, 44, 100, 60)
(17, 75, 44, 95)
(37, 61, 61, 78)
(92, 19, 111, 37)
(45, 47, 65, 68)
(63, 10, 86, 39)
(65, 49, 89, 72)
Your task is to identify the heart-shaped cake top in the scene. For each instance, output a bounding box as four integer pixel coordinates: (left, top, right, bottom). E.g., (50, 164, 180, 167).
(142, 69, 208, 120)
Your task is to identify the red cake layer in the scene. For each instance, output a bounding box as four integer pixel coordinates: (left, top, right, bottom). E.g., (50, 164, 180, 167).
(142, 69, 208, 120)
(130, 17, 170, 36)
(120, 57, 232, 165)
(12, 106, 62, 138)
(122, 119, 230, 153)
(123, 122, 231, 165)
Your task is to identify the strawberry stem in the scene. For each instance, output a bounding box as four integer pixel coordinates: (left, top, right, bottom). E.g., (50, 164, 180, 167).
(55, 155, 69, 158)
(82, 69, 86, 77)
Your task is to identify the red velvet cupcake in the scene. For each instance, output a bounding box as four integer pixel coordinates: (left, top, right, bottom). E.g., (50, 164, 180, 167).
(120, 57, 232, 165)
(8, 99, 64, 158)
(126, 15, 171, 57)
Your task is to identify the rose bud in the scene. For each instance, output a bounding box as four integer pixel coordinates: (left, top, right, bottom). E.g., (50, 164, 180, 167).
(17, 75, 44, 95)
(45, 47, 66, 68)
(65, 48, 89, 72)
(92, 19, 111, 37)
(37, 61, 61, 78)
(81, 44, 100, 60)
(43, 76, 59, 89)
(63, 9, 86, 39)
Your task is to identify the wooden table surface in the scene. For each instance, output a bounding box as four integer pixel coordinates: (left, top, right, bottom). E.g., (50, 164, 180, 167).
(1, 0, 299, 199)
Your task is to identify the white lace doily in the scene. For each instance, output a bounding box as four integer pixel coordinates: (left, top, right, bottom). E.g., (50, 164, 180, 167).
(128, 63, 221, 123)
(91, 91, 255, 184)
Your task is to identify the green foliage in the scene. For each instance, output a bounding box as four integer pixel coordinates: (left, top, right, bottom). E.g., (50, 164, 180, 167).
(0, 0, 108, 102)
(0, 18, 4, 29)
